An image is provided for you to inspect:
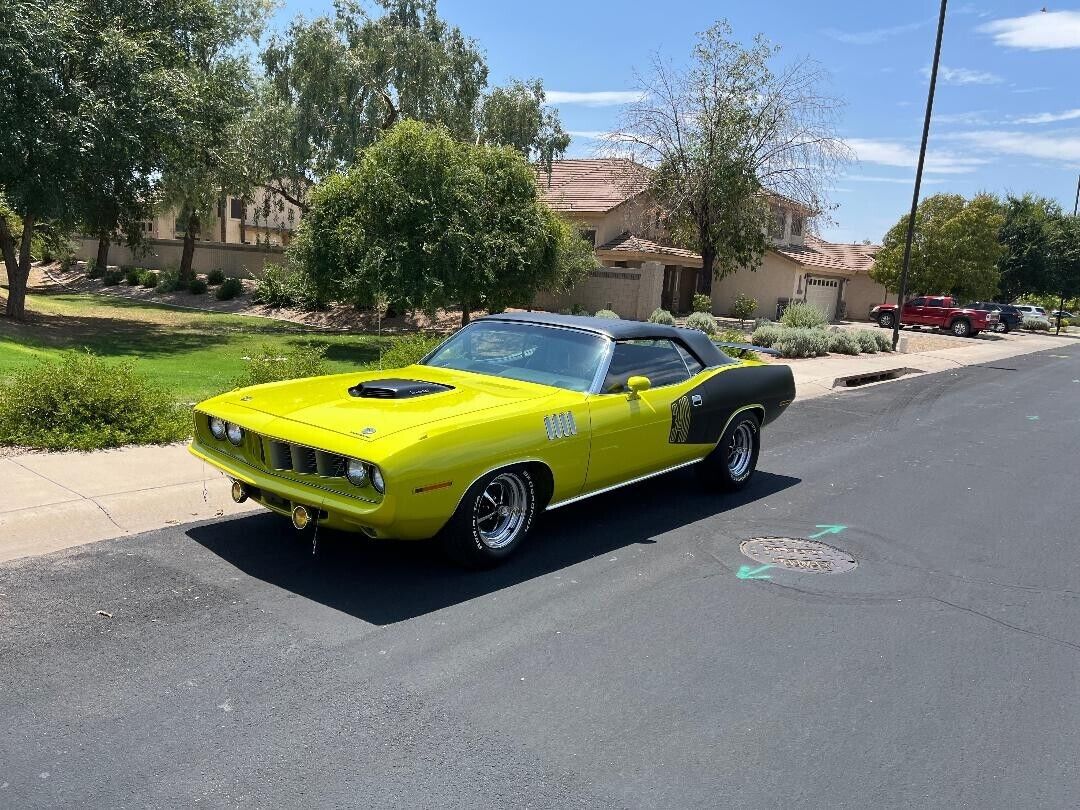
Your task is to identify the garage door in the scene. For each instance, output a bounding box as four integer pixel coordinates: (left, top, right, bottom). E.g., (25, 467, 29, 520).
(805, 277, 840, 321)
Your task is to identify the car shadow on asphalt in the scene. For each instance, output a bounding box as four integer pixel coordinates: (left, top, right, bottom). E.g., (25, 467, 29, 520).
(186, 469, 800, 625)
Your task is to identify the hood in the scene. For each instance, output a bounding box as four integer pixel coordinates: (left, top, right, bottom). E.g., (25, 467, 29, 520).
(206, 365, 559, 442)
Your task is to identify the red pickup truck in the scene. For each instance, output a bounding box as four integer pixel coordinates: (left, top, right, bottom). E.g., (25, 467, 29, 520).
(869, 296, 998, 338)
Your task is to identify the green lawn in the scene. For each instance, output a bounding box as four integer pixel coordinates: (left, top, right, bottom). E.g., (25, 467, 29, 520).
(0, 293, 399, 401)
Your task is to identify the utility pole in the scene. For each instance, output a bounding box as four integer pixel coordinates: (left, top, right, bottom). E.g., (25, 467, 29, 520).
(894, 0, 948, 351)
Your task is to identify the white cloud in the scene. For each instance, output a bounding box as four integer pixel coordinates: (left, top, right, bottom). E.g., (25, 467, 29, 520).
(546, 90, 645, 106)
(844, 175, 946, 185)
(934, 110, 991, 125)
(566, 130, 610, 140)
(924, 65, 1002, 85)
(943, 130, 1080, 163)
(979, 10, 1080, 50)
(1011, 109, 1080, 125)
(845, 137, 989, 174)
(821, 21, 923, 45)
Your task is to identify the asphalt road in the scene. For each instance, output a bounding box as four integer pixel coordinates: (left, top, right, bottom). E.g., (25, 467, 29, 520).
(4, 351, 1080, 808)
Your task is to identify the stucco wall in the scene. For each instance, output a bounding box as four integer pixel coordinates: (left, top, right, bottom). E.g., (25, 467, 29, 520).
(843, 273, 889, 322)
(74, 237, 285, 277)
(532, 260, 665, 320)
(711, 253, 798, 320)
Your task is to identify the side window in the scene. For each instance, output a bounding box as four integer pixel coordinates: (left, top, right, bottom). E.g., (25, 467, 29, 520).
(926, 298, 945, 308)
(676, 343, 705, 375)
(907, 297, 926, 307)
(603, 339, 691, 393)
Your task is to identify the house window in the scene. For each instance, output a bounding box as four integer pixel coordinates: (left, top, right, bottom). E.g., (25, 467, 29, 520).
(770, 206, 785, 239)
(580, 228, 596, 247)
(790, 215, 804, 236)
(230, 198, 244, 219)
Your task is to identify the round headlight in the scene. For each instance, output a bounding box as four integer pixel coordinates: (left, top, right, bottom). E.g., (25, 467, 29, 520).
(345, 458, 369, 487)
(371, 466, 385, 494)
(226, 422, 244, 446)
(209, 416, 226, 440)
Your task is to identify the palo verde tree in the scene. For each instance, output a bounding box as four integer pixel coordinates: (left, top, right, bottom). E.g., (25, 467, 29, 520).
(871, 193, 1005, 302)
(289, 120, 594, 325)
(250, 0, 567, 212)
(611, 19, 851, 295)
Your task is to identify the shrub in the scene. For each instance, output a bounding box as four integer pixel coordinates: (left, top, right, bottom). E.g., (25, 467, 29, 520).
(853, 330, 879, 353)
(377, 332, 445, 370)
(215, 277, 243, 300)
(594, 309, 620, 319)
(731, 292, 758, 324)
(102, 270, 123, 286)
(716, 328, 758, 361)
(648, 307, 676, 325)
(139, 270, 158, 288)
(154, 269, 182, 293)
(827, 330, 861, 355)
(124, 267, 142, 286)
(253, 263, 322, 309)
(751, 322, 785, 348)
(188, 277, 208, 295)
(232, 344, 329, 389)
(206, 268, 226, 286)
(685, 311, 719, 335)
(86, 258, 103, 279)
(775, 328, 830, 359)
(872, 331, 893, 352)
(780, 300, 828, 330)
(0, 353, 189, 451)
(1023, 317, 1050, 332)
(692, 293, 712, 313)
(753, 317, 774, 331)
(570, 302, 588, 316)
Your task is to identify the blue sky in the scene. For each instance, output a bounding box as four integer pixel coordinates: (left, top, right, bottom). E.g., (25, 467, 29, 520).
(279, 1, 1080, 244)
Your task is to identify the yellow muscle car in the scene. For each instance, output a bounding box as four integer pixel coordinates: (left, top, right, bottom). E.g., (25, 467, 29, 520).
(190, 312, 795, 566)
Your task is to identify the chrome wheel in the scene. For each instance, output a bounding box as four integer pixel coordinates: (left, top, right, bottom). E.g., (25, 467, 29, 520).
(475, 472, 529, 549)
(727, 422, 755, 479)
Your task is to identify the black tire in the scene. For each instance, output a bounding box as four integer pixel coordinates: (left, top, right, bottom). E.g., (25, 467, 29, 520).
(440, 466, 537, 568)
(697, 413, 761, 492)
(877, 311, 896, 329)
(1001, 322, 1011, 334)
(950, 318, 972, 337)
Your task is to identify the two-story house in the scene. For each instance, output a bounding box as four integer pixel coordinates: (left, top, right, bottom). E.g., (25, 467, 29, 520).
(144, 187, 302, 248)
(534, 158, 886, 322)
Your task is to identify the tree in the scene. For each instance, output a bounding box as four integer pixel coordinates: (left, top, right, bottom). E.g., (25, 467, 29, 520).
(611, 20, 850, 295)
(289, 120, 594, 325)
(1046, 214, 1080, 330)
(871, 193, 1005, 302)
(0, 1, 87, 319)
(157, 0, 270, 283)
(251, 1, 567, 212)
(997, 194, 1062, 302)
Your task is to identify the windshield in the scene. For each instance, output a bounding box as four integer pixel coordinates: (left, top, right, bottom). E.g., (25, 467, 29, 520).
(422, 321, 609, 392)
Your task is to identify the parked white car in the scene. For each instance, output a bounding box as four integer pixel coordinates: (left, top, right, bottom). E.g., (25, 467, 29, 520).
(1014, 305, 1050, 325)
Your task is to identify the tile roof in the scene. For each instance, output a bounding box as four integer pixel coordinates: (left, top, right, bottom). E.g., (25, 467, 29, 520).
(597, 232, 702, 262)
(536, 159, 649, 212)
(774, 235, 880, 274)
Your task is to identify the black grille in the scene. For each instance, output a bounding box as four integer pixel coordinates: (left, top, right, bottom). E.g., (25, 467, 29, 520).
(263, 436, 347, 479)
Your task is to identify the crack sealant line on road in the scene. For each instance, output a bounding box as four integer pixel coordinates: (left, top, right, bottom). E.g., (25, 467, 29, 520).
(9, 457, 127, 531)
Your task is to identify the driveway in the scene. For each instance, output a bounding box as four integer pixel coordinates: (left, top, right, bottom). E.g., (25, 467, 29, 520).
(3, 349, 1080, 807)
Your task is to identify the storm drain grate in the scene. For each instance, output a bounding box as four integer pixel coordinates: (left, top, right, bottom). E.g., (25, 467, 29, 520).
(833, 368, 921, 388)
(740, 537, 857, 574)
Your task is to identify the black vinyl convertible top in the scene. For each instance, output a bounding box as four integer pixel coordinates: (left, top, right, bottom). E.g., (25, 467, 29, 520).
(479, 311, 734, 367)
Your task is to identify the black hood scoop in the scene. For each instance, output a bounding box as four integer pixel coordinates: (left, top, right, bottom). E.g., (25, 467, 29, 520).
(348, 378, 454, 399)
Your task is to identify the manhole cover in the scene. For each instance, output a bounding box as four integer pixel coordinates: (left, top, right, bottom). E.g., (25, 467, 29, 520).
(740, 537, 857, 574)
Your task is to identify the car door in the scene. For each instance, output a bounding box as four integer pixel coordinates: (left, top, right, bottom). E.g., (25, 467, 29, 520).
(923, 297, 948, 327)
(902, 297, 927, 325)
(584, 338, 702, 491)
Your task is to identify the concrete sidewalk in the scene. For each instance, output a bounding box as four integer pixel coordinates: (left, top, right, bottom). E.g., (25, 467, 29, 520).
(2, 329, 1074, 564)
(0, 445, 256, 563)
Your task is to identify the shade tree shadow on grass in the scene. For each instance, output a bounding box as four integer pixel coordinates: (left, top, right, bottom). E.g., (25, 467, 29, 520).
(187, 468, 801, 626)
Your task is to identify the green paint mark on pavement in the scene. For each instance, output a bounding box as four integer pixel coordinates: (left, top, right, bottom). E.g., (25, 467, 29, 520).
(736, 565, 773, 580)
(809, 524, 847, 539)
